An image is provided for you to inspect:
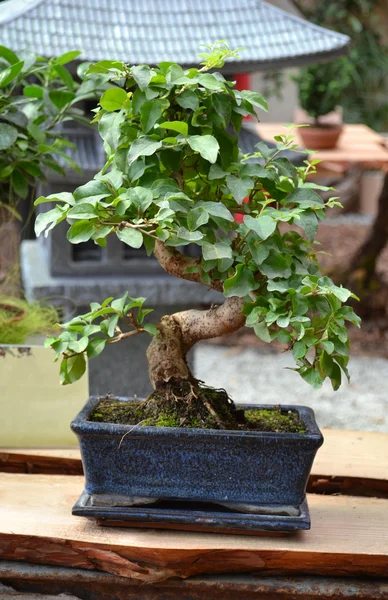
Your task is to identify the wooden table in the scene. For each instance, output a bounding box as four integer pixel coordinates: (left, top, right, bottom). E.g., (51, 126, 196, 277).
(258, 123, 388, 173)
(1, 428, 388, 598)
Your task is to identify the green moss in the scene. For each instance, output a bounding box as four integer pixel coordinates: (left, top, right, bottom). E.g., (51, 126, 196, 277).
(244, 408, 307, 433)
(89, 396, 306, 434)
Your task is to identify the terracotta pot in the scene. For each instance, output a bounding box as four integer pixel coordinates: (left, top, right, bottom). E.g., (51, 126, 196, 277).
(298, 125, 343, 150)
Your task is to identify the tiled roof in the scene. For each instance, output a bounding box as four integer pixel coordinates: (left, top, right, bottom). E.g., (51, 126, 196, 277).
(0, 0, 350, 72)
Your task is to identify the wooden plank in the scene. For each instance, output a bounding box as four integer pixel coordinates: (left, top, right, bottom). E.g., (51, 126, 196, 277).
(257, 123, 388, 167)
(1, 428, 387, 482)
(2, 563, 388, 600)
(0, 473, 388, 582)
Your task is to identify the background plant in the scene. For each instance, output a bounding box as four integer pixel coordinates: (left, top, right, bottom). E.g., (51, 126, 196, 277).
(35, 43, 360, 422)
(292, 58, 353, 122)
(0, 45, 106, 222)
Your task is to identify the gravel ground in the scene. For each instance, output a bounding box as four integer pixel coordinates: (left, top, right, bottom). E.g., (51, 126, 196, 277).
(195, 344, 388, 433)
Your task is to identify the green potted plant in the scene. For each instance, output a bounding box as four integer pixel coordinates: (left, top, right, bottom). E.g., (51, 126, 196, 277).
(0, 44, 106, 232)
(292, 57, 353, 150)
(35, 43, 360, 533)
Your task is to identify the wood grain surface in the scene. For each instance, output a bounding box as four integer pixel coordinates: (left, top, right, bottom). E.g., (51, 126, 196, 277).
(0, 473, 387, 582)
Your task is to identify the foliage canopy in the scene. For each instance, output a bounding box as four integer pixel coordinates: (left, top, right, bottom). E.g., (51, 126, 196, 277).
(35, 43, 360, 391)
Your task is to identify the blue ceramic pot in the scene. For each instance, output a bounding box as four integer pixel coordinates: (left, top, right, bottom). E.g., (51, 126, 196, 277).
(71, 397, 323, 532)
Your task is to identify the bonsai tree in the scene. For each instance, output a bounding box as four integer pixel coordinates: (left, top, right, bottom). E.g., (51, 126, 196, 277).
(36, 43, 360, 429)
(292, 57, 353, 125)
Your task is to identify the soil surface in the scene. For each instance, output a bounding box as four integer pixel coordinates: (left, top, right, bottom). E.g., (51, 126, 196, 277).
(89, 397, 307, 433)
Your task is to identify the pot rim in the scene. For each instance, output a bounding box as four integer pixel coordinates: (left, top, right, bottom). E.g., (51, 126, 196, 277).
(71, 396, 323, 443)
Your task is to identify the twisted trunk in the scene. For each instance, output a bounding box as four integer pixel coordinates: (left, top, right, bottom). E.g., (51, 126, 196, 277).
(146, 297, 245, 390)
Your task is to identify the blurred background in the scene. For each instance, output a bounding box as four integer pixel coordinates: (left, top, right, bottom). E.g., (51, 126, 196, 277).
(1, 0, 388, 444)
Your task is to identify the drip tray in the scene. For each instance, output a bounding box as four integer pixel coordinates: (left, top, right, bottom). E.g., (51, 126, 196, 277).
(73, 492, 310, 533)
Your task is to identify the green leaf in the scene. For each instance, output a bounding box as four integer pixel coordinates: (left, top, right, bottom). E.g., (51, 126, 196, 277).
(158, 121, 188, 137)
(144, 323, 158, 336)
(260, 250, 292, 279)
(67, 203, 98, 219)
(55, 50, 81, 65)
(250, 242, 270, 265)
(198, 73, 225, 90)
(0, 61, 23, 88)
(292, 293, 309, 316)
(300, 368, 323, 389)
(187, 207, 209, 230)
(196, 201, 234, 222)
(62, 354, 86, 384)
(212, 93, 232, 125)
(117, 227, 143, 248)
(87, 60, 124, 74)
(287, 188, 324, 209)
(35, 192, 75, 206)
(35, 206, 67, 237)
(140, 101, 163, 133)
(11, 169, 28, 199)
(27, 123, 45, 144)
(127, 137, 162, 164)
(226, 175, 252, 203)
(176, 227, 203, 242)
(100, 87, 128, 111)
(208, 164, 227, 180)
(67, 220, 96, 243)
(98, 111, 125, 151)
(49, 90, 76, 109)
(176, 89, 199, 111)
(131, 65, 155, 90)
(330, 362, 342, 391)
(23, 84, 43, 98)
(293, 340, 306, 360)
(187, 135, 219, 164)
(73, 180, 110, 202)
(111, 292, 128, 313)
(86, 337, 106, 359)
(253, 321, 272, 342)
(244, 215, 276, 240)
(0, 123, 18, 149)
(321, 340, 335, 354)
(331, 285, 352, 303)
(320, 350, 333, 377)
(240, 90, 268, 111)
(0, 45, 18, 65)
(224, 264, 256, 297)
(298, 210, 318, 242)
(202, 241, 232, 261)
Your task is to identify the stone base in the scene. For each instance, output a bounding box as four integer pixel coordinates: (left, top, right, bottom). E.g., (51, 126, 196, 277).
(20, 240, 221, 397)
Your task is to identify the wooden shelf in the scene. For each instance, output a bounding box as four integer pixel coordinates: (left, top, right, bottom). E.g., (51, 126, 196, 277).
(0, 472, 388, 582)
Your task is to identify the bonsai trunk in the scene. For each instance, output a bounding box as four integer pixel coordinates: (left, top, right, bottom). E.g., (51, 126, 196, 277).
(146, 297, 245, 389)
(145, 297, 245, 429)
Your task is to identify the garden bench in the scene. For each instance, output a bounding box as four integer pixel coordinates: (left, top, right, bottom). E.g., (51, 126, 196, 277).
(0, 428, 387, 599)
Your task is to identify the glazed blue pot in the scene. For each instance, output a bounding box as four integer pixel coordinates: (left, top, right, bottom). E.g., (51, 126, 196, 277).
(71, 397, 323, 531)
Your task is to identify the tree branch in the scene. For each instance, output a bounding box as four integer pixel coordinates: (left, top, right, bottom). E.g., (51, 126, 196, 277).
(153, 240, 223, 292)
(174, 297, 245, 352)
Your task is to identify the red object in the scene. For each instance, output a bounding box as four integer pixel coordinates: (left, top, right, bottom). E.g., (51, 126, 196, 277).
(234, 73, 251, 91)
(235, 198, 249, 224)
